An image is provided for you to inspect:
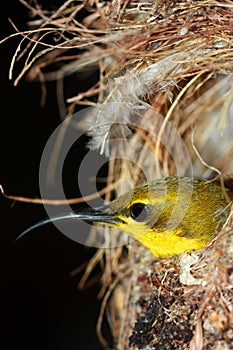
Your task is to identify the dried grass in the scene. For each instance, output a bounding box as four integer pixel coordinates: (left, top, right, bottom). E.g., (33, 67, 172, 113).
(3, 1, 233, 349)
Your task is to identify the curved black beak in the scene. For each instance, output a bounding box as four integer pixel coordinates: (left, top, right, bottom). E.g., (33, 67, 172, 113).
(15, 206, 121, 242)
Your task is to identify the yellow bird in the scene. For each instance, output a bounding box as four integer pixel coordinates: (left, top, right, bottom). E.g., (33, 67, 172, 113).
(16, 177, 232, 258)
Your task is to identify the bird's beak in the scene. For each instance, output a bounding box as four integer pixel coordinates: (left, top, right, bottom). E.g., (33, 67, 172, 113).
(73, 205, 120, 225)
(15, 205, 121, 241)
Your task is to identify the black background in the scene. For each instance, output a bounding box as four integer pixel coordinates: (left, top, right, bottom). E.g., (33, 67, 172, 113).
(1, 2, 112, 349)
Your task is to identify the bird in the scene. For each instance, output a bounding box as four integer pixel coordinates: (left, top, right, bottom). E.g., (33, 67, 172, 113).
(15, 177, 232, 258)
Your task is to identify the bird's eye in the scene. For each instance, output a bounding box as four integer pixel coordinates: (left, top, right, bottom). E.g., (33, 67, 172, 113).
(130, 202, 150, 222)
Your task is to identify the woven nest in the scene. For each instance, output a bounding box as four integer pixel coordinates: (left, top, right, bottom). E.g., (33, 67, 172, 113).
(5, 1, 233, 349)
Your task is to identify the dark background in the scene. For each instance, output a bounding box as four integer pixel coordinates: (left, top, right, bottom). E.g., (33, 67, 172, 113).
(0, 2, 112, 349)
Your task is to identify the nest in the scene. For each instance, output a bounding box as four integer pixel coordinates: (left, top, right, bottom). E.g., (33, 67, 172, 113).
(4, 1, 233, 349)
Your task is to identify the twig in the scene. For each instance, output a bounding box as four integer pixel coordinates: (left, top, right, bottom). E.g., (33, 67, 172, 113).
(0, 183, 116, 205)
